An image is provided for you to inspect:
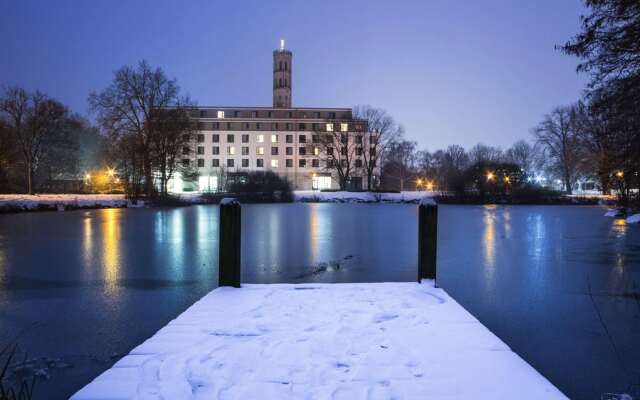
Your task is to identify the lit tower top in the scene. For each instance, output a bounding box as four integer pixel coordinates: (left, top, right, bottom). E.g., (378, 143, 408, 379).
(273, 39, 292, 108)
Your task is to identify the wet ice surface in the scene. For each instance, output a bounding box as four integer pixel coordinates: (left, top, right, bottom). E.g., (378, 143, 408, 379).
(0, 204, 638, 399)
(72, 282, 566, 400)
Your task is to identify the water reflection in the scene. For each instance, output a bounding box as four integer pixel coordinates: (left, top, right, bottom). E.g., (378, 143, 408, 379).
(82, 215, 93, 271)
(482, 205, 496, 273)
(101, 209, 121, 293)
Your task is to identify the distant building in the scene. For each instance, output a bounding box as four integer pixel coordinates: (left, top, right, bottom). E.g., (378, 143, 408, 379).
(168, 41, 374, 193)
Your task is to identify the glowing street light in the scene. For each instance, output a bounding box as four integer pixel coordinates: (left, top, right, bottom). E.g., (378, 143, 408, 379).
(486, 172, 494, 181)
(504, 176, 511, 184)
(616, 170, 624, 178)
(426, 182, 434, 191)
(107, 168, 115, 177)
(84, 173, 91, 181)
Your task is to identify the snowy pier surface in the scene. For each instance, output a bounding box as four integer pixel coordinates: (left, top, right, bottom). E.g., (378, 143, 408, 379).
(73, 282, 566, 399)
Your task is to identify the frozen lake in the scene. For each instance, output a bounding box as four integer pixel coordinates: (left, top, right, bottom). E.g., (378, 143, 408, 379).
(0, 204, 638, 399)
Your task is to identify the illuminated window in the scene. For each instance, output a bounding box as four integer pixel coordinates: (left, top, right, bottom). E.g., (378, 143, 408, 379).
(257, 134, 264, 143)
(227, 146, 235, 155)
(271, 159, 279, 168)
(257, 146, 264, 155)
(314, 147, 320, 156)
(341, 123, 348, 132)
(326, 123, 334, 132)
(217, 111, 225, 119)
(271, 134, 278, 143)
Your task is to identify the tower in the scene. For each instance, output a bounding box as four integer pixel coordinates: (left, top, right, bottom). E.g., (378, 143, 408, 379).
(273, 39, 292, 108)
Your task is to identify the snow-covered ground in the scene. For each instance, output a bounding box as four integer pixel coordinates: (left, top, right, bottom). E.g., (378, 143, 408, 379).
(293, 191, 436, 203)
(604, 208, 625, 217)
(627, 213, 640, 224)
(0, 194, 132, 211)
(72, 281, 566, 400)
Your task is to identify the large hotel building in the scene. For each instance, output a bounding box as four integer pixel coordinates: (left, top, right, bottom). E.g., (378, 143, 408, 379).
(169, 41, 374, 193)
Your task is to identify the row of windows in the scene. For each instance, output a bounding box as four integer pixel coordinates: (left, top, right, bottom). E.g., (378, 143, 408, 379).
(195, 132, 373, 144)
(188, 158, 366, 169)
(199, 110, 347, 120)
(195, 121, 358, 132)
(191, 145, 376, 157)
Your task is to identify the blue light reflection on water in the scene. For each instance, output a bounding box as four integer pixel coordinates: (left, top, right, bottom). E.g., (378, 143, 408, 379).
(0, 204, 638, 399)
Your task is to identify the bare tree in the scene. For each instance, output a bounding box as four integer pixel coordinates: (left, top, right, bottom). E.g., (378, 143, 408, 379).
(504, 140, 537, 176)
(469, 143, 503, 164)
(353, 105, 402, 189)
(89, 60, 188, 197)
(315, 121, 363, 190)
(150, 105, 196, 196)
(0, 87, 71, 194)
(532, 105, 586, 194)
(383, 140, 417, 191)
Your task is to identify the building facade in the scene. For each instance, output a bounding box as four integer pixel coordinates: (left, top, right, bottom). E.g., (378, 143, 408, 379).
(169, 42, 374, 193)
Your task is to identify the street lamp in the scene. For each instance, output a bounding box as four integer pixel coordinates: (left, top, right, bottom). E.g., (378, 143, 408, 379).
(426, 182, 434, 191)
(616, 170, 624, 178)
(486, 172, 494, 181)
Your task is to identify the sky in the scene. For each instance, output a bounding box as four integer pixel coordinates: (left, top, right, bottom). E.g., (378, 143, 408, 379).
(0, 0, 588, 150)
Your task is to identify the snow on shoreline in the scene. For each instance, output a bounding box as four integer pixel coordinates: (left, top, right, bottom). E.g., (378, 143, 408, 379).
(627, 213, 640, 224)
(72, 281, 566, 400)
(293, 190, 436, 203)
(0, 194, 132, 211)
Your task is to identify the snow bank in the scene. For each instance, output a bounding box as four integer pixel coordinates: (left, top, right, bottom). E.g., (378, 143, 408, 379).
(0, 194, 129, 212)
(293, 191, 436, 204)
(72, 282, 566, 400)
(626, 213, 640, 224)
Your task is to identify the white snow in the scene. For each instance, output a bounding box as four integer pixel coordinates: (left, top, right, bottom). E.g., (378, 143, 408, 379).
(626, 213, 640, 224)
(293, 191, 436, 204)
(0, 194, 129, 211)
(72, 281, 566, 400)
(220, 197, 239, 205)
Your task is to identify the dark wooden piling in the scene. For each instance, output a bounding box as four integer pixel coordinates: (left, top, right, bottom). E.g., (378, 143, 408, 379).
(219, 198, 241, 287)
(418, 198, 438, 284)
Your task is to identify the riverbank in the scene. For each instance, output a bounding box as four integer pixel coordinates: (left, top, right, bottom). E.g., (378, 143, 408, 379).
(293, 190, 435, 203)
(0, 194, 136, 213)
(72, 281, 566, 399)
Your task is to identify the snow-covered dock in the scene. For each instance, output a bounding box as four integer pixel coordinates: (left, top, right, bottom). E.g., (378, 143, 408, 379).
(73, 281, 565, 399)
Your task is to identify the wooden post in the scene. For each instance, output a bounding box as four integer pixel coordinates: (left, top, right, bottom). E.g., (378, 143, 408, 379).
(418, 198, 438, 284)
(219, 198, 241, 287)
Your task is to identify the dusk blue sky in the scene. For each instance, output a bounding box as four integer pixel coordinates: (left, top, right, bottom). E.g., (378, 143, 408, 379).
(0, 0, 588, 150)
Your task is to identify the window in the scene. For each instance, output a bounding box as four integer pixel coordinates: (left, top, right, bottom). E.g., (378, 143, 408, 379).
(257, 134, 264, 143)
(355, 135, 363, 144)
(271, 134, 278, 143)
(257, 159, 264, 168)
(182, 159, 190, 167)
(341, 134, 348, 144)
(286, 159, 293, 168)
(271, 159, 279, 168)
(341, 159, 347, 168)
(257, 146, 264, 155)
(299, 123, 306, 130)
(312, 159, 320, 168)
(326, 123, 334, 132)
(197, 146, 204, 155)
(217, 111, 225, 119)
(242, 134, 249, 143)
(197, 134, 204, 142)
(286, 147, 293, 156)
(312, 175, 332, 190)
(299, 135, 306, 143)
(268, 111, 273, 118)
(200, 110, 207, 118)
(327, 147, 333, 155)
(314, 147, 320, 156)
(271, 147, 279, 155)
(227, 134, 234, 143)
(329, 112, 336, 118)
(355, 159, 363, 168)
(197, 122, 206, 130)
(227, 159, 234, 168)
(299, 147, 306, 156)
(356, 147, 363, 156)
(182, 146, 189, 155)
(214, 122, 220, 130)
(286, 134, 293, 143)
(212, 159, 219, 167)
(252, 111, 257, 118)
(242, 146, 249, 155)
(212, 134, 219, 143)
(242, 159, 249, 167)
(299, 159, 306, 168)
(197, 159, 204, 168)
(341, 123, 349, 132)
(288, 112, 293, 118)
(341, 148, 347, 156)
(227, 146, 235, 155)
(212, 146, 220, 155)
(315, 112, 321, 118)
(286, 123, 292, 130)
(243, 122, 249, 130)
(226, 122, 232, 130)
(234, 111, 240, 118)
(312, 134, 320, 143)
(256, 123, 261, 129)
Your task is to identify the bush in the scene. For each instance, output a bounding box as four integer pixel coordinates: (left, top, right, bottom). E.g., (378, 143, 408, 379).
(226, 171, 292, 203)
